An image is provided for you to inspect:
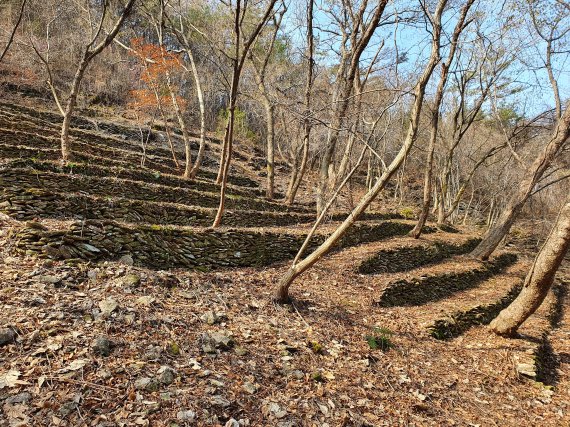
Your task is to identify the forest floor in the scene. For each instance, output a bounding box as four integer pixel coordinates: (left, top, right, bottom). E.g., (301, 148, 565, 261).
(1, 90, 569, 426)
(2, 218, 569, 426)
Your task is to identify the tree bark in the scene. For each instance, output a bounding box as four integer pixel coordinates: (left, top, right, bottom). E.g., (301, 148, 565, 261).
(490, 199, 570, 336)
(471, 103, 570, 260)
(265, 100, 275, 199)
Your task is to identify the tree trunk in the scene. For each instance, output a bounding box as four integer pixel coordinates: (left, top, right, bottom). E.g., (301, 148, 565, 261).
(212, 105, 236, 227)
(60, 60, 86, 163)
(265, 100, 275, 199)
(188, 46, 207, 179)
(490, 199, 570, 336)
(471, 104, 570, 260)
(285, 0, 314, 205)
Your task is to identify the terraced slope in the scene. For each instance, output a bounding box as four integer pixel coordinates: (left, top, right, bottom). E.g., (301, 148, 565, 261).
(4, 99, 566, 426)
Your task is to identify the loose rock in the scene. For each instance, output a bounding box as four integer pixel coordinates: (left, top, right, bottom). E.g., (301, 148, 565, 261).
(0, 327, 16, 346)
(92, 336, 113, 356)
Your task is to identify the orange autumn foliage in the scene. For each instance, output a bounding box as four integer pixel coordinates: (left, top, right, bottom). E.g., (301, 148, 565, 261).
(127, 38, 187, 114)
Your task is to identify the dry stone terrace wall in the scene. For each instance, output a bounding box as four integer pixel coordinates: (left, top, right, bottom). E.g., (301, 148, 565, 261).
(0, 187, 316, 228)
(0, 127, 197, 176)
(376, 253, 518, 307)
(0, 111, 214, 168)
(0, 102, 256, 182)
(0, 104, 260, 187)
(358, 238, 482, 274)
(0, 140, 258, 189)
(4, 159, 269, 199)
(0, 167, 309, 214)
(427, 283, 523, 340)
(13, 220, 417, 270)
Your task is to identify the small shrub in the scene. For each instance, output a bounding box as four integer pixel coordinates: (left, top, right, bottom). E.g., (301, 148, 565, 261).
(365, 326, 394, 351)
(307, 340, 324, 354)
(311, 371, 324, 382)
(399, 207, 416, 219)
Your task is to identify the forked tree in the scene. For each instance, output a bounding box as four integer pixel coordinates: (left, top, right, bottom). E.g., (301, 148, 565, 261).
(284, 0, 314, 205)
(315, 0, 389, 215)
(409, 0, 475, 238)
(489, 197, 570, 336)
(212, 0, 279, 227)
(30, 0, 136, 163)
(470, 0, 570, 259)
(274, 0, 449, 303)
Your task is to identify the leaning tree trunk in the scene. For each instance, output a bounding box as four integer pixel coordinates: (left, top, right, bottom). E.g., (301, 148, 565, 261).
(489, 199, 570, 336)
(274, 0, 446, 302)
(471, 104, 570, 260)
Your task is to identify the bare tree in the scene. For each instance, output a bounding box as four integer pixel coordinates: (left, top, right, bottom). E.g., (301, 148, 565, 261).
(274, 0, 449, 303)
(470, 0, 570, 259)
(212, 0, 279, 227)
(248, 4, 286, 199)
(489, 197, 570, 336)
(167, 2, 208, 179)
(30, 0, 136, 163)
(410, 0, 475, 238)
(285, 0, 314, 205)
(315, 0, 389, 215)
(0, 0, 27, 63)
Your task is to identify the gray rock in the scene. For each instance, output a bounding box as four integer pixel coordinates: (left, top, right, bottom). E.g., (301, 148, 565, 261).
(121, 273, 140, 287)
(92, 336, 113, 357)
(200, 311, 220, 325)
(211, 395, 231, 408)
(225, 419, 240, 427)
(99, 298, 118, 317)
(201, 331, 234, 353)
(134, 377, 160, 392)
(119, 254, 134, 266)
(0, 328, 16, 346)
(176, 410, 196, 422)
(36, 275, 60, 285)
(234, 346, 248, 356)
(242, 382, 258, 394)
(59, 401, 78, 417)
(97, 369, 113, 380)
(5, 392, 32, 404)
(144, 346, 162, 361)
(87, 269, 100, 282)
(265, 402, 287, 419)
(157, 366, 176, 385)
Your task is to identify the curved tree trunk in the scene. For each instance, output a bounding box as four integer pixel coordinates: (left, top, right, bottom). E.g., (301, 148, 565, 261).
(490, 199, 570, 336)
(471, 104, 570, 260)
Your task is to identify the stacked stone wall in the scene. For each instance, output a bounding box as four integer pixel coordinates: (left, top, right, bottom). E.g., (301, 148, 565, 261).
(376, 253, 518, 307)
(13, 220, 416, 270)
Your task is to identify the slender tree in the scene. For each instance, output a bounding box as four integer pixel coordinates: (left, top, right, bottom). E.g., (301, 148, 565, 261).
(410, 0, 475, 238)
(212, 0, 279, 227)
(0, 0, 27, 63)
(30, 0, 136, 163)
(285, 0, 314, 205)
